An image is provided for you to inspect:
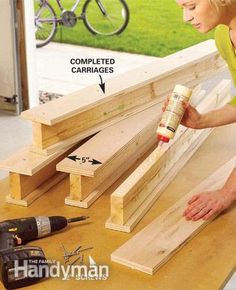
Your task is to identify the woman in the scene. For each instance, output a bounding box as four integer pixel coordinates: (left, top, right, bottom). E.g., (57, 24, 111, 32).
(174, 0, 236, 221)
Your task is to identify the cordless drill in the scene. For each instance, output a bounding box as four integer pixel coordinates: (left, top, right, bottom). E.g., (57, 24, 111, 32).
(0, 215, 88, 289)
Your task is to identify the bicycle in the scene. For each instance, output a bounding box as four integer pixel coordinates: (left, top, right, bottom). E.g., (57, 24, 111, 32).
(34, 0, 130, 48)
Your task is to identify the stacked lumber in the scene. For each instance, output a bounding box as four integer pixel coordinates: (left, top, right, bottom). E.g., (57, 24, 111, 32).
(105, 80, 231, 232)
(111, 156, 236, 274)
(56, 86, 203, 208)
(56, 104, 163, 208)
(0, 40, 226, 207)
(21, 40, 225, 156)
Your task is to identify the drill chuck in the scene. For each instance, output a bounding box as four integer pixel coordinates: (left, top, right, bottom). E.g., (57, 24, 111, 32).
(36, 216, 89, 237)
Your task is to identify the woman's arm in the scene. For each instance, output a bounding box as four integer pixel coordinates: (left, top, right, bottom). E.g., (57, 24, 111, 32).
(181, 103, 236, 129)
(197, 104, 236, 128)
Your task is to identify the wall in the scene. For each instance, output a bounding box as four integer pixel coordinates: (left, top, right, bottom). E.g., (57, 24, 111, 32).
(23, 0, 38, 108)
(0, 0, 15, 98)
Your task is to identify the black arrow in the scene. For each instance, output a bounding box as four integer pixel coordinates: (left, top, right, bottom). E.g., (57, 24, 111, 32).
(89, 159, 102, 165)
(99, 74, 105, 94)
(67, 156, 102, 165)
(67, 155, 79, 162)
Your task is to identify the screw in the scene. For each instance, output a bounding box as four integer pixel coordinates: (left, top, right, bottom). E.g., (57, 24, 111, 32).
(64, 247, 93, 258)
(69, 255, 82, 266)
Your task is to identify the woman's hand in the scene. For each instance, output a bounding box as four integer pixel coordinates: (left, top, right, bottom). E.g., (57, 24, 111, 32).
(183, 189, 235, 221)
(162, 98, 203, 129)
(181, 102, 203, 129)
(184, 168, 236, 221)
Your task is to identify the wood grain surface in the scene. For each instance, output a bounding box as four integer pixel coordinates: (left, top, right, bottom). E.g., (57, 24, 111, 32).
(0, 123, 235, 290)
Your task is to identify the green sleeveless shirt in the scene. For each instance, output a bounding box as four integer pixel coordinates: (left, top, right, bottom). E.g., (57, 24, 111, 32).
(215, 24, 236, 106)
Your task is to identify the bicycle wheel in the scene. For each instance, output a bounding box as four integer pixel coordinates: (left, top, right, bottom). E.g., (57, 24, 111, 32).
(34, 1, 57, 48)
(82, 0, 129, 36)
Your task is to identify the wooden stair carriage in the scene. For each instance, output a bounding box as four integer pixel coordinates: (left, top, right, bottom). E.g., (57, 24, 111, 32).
(21, 40, 225, 156)
(1, 142, 86, 206)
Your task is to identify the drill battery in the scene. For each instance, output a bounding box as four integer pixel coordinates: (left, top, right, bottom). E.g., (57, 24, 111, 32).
(0, 246, 47, 289)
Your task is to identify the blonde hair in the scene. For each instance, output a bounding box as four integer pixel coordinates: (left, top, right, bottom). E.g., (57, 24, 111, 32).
(209, 0, 236, 6)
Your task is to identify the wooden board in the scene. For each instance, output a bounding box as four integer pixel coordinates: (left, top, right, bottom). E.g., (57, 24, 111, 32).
(6, 172, 66, 207)
(0, 147, 65, 176)
(0, 139, 89, 176)
(8, 150, 69, 199)
(56, 103, 162, 177)
(22, 40, 226, 153)
(111, 157, 236, 275)
(21, 40, 224, 125)
(6, 149, 72, 205)
(65, 143, 157, 208)
(68, 139, 156, 200)
(106, 80, 231, 231)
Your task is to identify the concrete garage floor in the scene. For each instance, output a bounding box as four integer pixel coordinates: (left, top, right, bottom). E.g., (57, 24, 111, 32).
(36, 42, 158, 95)
(225, 275, 236, 290)
(0, 43, 235, 289)
(0, 111, 32, 179)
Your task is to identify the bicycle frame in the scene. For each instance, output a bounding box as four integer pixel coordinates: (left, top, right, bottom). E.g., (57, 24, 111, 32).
(36, 0, 111, 26)
(40, 0, 106, 15)
(54, 0, 82, 13)
(36, 0, 82, 24)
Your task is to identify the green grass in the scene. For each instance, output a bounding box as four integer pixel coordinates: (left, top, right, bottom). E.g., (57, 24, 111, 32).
(45, 0, 214, 57)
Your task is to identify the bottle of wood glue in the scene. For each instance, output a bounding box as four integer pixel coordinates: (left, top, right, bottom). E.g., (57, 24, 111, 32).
(156, 84, 192, 143)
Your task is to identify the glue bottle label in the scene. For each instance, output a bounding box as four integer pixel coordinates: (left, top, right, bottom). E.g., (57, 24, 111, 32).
(157, 85, 192, 140)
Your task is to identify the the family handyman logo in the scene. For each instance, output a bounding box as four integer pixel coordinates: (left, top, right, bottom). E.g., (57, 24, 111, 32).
(13, 255, 109, 281)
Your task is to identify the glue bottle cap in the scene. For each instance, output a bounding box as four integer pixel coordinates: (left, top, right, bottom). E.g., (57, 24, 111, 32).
(157, 134, 169, 143)
(174, 85, 192, 99)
